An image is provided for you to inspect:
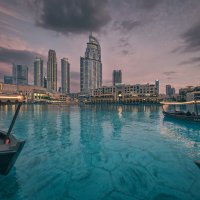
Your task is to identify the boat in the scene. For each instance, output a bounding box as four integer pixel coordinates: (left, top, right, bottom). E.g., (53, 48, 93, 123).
(161, 100, 200, 122)
(0, 101, 25, 175)
(194, 160, 200, 168)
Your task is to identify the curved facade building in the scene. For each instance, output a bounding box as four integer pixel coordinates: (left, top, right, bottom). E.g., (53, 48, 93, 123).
(80, 34, 102, 93)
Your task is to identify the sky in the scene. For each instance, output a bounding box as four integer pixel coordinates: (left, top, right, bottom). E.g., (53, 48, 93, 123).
(0, 0, 200, 93)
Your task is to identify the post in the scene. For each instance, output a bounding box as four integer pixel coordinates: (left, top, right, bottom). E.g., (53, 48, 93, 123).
(7, 102, 22, 137)
(194, 100, 198, 116)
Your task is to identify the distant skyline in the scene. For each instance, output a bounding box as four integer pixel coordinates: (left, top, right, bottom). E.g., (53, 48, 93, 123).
(0, 0, 200, 93)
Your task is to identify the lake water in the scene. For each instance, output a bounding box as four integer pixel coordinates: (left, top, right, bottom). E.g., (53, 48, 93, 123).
(0, 104, 200, 200)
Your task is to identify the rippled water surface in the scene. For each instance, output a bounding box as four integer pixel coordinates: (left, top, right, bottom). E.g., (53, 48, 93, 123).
(0, 104, 200, 200)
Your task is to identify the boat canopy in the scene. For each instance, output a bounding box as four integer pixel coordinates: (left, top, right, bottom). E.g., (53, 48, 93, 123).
(160, 100, 200, 105)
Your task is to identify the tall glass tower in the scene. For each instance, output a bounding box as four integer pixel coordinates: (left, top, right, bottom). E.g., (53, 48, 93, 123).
(61, 58, 70, 94)
(155, 80, 159, 96)
(80, 34, 102, 93)
(47, 49, 57, 91)
(12, 64, 28, 85)
(113, 70, 122, 86)
(34, 58, 43, 87)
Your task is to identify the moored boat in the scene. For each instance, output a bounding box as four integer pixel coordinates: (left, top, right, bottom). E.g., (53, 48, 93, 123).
(161, 100, 200, 122)
(162, 110, 200, 122)
(0, 131, 25, 175)
(0, 100, 25, 175)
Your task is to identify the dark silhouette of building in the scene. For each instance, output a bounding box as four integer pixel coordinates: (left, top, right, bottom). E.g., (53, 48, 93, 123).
(43, 76, 47, 88)
(112, 70, 122, 86)
(166, 85, 175, 96)
(12, 64, 28, 85)
(4, 76, 13, 84)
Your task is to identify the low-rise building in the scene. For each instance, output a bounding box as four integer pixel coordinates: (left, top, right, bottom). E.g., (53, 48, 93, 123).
(0, 82, 17, 94)
(70, 93, 80, 100)
(90, 81, 159, 103)
(0, 82, 51, 103)
(178, 86, 194, 101)
(186, 91, 200, 101)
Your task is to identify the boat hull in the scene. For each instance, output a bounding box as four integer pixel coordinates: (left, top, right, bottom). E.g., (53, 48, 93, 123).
(0, 132, 25, 175)
(163, 111, 200, 122)
(194, 160, 200, 168)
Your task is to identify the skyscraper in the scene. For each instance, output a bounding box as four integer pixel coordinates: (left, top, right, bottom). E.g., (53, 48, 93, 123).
(47, 49, 57, 91)
(43, 76, 47, 88)
(80, 34, 102, 93)
(166, 84, 175, 96)
(171, 87, 175, 95)
(34, 58, 43, 87)
(155, 80, 159, 96)
(61, 58, 70, 94)
(12, 64, 28, 85)
(166, 85, 172, 96)
(112, 70, 122, 86)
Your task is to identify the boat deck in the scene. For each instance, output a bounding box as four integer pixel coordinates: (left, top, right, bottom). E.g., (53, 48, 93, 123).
(0, 131, 18, 149)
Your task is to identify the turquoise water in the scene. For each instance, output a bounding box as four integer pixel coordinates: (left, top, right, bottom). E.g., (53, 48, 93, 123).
(0, 104, 200, 200)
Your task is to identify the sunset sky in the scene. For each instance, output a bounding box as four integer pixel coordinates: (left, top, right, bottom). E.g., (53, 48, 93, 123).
(0, 0, 200, 93)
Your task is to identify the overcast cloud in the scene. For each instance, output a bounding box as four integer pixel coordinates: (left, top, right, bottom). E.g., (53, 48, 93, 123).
(1, 0, 200, 92)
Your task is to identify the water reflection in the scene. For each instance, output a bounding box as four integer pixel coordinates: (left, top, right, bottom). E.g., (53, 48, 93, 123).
(79, 104, 161, 113)
(163, 117, 200, 142)
(162, 117, 200, 159)
(0, 169, 20, 199)
(79, 105, 161, 141)
(79, 107, 103, 154)
(118, 106, 122, 119)
(111, 106, 124, 138)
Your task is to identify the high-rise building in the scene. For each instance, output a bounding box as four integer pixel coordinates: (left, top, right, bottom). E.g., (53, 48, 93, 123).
(112, 70, 122, 86)
(155, 80, 159, 96)
(47, 49, 57, 91)
(34, 58, 43, 87)
(4, 76, 13, 84)
(61, 58, 70, 94)
(166, 84, 175, 96)
(43, 76, 47, 88)
(171, 87, 175, 95)
(12, 64, 28, 85)
(80, 34, 102, 93)
(166, 85, 172, 96)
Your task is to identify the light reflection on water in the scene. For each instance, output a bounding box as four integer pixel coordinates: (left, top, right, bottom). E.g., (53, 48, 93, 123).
(0, 104, 200, 200)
